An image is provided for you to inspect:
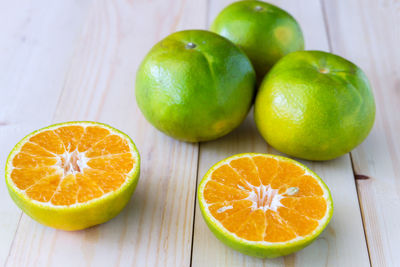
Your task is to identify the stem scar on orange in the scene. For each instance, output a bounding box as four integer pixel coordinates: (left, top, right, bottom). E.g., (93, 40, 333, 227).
(198, 153, 333, 258)
(5, 121, 140, 231)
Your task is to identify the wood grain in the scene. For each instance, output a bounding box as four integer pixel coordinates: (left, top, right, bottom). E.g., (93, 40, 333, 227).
(191, 0, 370, 266)
(323, 0, 400, 265)
(1, 0, 398, 266)
(5, 0, 206, 266)
(0, 0, 93, 265)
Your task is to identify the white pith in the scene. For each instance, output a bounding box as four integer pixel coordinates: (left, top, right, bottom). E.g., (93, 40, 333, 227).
(58, 150, 89, 175)
(6, 122, 140, 208)
(216, 183, 290, 214)
(244, 183, 283, 212)
(200, 154, 333, 246)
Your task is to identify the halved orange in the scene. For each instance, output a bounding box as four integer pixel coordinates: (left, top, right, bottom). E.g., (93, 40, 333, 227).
(198, 153, 333, 258)
(5, 121, 140, 230)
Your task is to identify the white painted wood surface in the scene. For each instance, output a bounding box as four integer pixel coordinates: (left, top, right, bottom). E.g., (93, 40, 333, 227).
(0, 1, 94, 265)
(0, 0, 397, 266)
(323, 0, 400, 266)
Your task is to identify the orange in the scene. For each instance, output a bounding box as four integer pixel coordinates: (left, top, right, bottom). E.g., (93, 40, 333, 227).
(210, 0, 304, 83)
(198, 153, 333, 258)
(254, 50, 375, 160)
(135, 30, 256, 142)
(5, 121, 140, 230)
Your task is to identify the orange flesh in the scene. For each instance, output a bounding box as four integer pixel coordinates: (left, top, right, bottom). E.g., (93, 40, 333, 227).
(10, 125, 136, 206)
(203, 155, 328, 242)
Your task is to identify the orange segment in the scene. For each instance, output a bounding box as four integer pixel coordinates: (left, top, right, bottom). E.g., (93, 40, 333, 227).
(84, 169, 125, 193)
(29, 130, 65, 155)
(12, 153, 57, 168)
(221, 207, 253, 233)
(55, 126, 85, 152)
(51, 174, 79, 205)
(272, 161, 304, 191)
(85, 135, 130, 157)
(11, 167, 58, 190)
(77, 126, 110, 152)
(83, 169, 125, 193)
(253, 156, 279, 186)
(281, 197, 327, 220)
(208, 200, 253, 222)
(86, 153, 135, 174)
(200, 154, 331, 245)
(211, 164, 251, 191)
(230, 157, 261, 186)
(76, 173, 103, 203)
(20, 142, 55, 157)
(278, 207, 319, 236)
(264, 210, 297, 242)
(290, 175, 324, 197)
(25, 173, 62, 202)
(204, 180, 249, 204)
(235, 209, 266, 241)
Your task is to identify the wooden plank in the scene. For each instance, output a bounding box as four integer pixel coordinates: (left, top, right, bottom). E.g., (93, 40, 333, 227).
(191, 0, 370, 266)
(5, 0, 206, 267)
(0, 1, 93, 265)
(323, 0, 400, 265)
(0, 0, 92, 124)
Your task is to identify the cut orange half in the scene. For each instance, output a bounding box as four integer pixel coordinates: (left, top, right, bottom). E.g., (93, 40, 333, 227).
(198, 153, 333, 258)
(5, 121, 140, 230)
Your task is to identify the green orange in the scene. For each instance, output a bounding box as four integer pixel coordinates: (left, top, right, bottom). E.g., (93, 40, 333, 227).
(211, 0, 304, 82)
(135, 30, 256, 142)
(255, 50, 376, 161)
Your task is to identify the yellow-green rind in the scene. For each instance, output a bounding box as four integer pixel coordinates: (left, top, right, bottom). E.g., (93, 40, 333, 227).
(5, 121, 140, 231)
(198, 153, 333, 258)
(135, 30, 256, 142)
(254, 50, 376, 161)
(210, 0, 304, 83)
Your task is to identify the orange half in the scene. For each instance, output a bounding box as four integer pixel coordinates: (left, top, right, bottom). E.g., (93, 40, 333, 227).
(198, 153, 333, 258)
(5, 121, 140, 230)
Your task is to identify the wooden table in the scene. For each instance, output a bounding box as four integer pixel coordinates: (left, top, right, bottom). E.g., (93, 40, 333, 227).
(0, 0, 398, 266)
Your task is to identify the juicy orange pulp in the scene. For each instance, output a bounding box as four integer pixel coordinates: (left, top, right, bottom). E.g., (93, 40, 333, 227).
(10, 125, 136, 206)
(203, 155, 328, 242)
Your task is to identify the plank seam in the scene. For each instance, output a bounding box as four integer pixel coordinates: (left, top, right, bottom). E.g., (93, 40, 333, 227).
(189, 143, 201, 267)
(190, 1, 210, 265)
(349, 153, 373, 267)
(320, 0, 373, 265)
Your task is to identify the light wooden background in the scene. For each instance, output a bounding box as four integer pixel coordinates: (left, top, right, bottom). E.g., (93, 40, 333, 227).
(0, 0, 398, 266)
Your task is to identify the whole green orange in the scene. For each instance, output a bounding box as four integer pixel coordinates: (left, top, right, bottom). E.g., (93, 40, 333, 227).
(254, 50, 375, 161)
(136, 30, 256, 142)
(210, 0, 304, 82)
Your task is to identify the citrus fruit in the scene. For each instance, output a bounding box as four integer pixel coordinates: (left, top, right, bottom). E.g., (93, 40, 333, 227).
(210, 0, 304, 82)
(5, 121, 140, 231)
(135, 30, 256, 142)
(198, 153, 333, 258)
(254, 50, 376, 161)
